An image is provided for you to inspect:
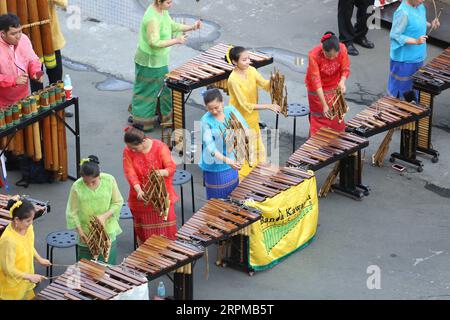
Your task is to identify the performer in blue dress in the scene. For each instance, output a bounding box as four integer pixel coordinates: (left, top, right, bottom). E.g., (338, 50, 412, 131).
(388, 0, 440, 99)
(199, 88, 250, 200)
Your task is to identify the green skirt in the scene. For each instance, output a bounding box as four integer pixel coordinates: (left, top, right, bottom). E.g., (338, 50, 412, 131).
(131, 63, 172, 131)
(77, 240, 117, 265)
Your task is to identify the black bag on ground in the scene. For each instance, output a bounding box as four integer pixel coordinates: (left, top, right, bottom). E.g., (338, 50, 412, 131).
(15, 157, 54, 188)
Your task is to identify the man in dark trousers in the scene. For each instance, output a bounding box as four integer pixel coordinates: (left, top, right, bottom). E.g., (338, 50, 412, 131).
(338, 0, 375, 56)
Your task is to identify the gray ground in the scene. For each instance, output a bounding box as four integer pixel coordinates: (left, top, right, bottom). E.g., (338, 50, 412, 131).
(9, 0, 450, 300)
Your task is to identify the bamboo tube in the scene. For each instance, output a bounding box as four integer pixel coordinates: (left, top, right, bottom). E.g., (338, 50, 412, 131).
(16, 0, 29, 37)
(56, 110, 66, 180)
(61, 111, 68, 181)
(54, 86, 66, 179)
(22, 100, 35, 158)
(12, 104, 25, 156)
(48, 85, 59, 171)
(30, 98, 42, 161)
(319, 162, 340, 198)
(4, 107, 15, 152)
(6, 0, 17, 14)
(37, 0, 56, 69)
(0, 0, 7, 15)
(27, 0, 44, 61)
(372, 129, 395, 167)
(48, 86, 56, 107)
(32, 91, 41, 110)
(50, 114, 59, 172)
(40, 90, 53, 170)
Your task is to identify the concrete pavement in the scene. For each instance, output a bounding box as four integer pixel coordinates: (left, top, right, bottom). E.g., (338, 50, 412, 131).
(8, 0, 449, 299)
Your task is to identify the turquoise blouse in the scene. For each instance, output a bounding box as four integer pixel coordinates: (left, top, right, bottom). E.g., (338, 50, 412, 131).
(390, 1, 427, 63)
(199, 105, 249, 173)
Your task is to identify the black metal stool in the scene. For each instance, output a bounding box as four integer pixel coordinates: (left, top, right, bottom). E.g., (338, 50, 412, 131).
(120, 203, 138, 250)
(276, 103, 310, 152)
(173, 169, 195, 225)
(46, 230, 78, 282)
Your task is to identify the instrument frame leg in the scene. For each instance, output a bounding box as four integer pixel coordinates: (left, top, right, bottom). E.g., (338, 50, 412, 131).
(391, 127, 424, 172)
(332, 154, 366, 201)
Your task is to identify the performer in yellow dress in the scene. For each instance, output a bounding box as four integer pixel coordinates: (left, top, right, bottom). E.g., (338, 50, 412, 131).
(227, 46, 280, 179)
(0, 197, 50, 300)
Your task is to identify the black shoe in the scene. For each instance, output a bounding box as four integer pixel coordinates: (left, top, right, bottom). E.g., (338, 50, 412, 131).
(128, 116, 133, 124)
(355, 37, 375, 49)
(65, 111, 73, 118)
(345, 43, 359, 56)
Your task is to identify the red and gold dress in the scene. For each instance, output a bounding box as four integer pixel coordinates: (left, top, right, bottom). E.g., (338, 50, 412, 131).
(123, 139, 179, 242)
(305, 43, 350, 136)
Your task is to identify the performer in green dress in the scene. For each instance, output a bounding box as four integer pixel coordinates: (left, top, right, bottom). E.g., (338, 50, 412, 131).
(66, 156, 124, 264)
(130, 0, 202, 131)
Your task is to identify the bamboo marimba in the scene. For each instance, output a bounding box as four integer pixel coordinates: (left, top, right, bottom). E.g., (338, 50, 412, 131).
(0, 83, 70, 181)
(122, 235, 203, 278)
(346, 96, 431, 171)
(36, 259, 148, 300)
(86, 216, 111, 262)
(412, 47, 450, 163)
(166, 43, 273, 152)
(221, 112, 252, 167)
(142, 169, 170, 221)
(230, 164, 315, 204)
(270, 68, 288, 116)
(288, 127, 369, 200)
(287, 127, 368, 171)
(0, 193, 49, 236)
(2, 0, 57, 69)
(328, 88, 349, 123)
(176, 199, 261, 246)
(122, 235, 204, 300)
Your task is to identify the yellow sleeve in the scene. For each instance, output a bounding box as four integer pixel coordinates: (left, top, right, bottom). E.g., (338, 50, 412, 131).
(254, 68, 271, 92)
(0, 238, 26, 284)
(228, 77, 255, 113)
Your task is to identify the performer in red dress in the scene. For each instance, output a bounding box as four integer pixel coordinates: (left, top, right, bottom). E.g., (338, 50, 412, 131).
(305, 31, 351, 136)
(123, 125, 179, 243)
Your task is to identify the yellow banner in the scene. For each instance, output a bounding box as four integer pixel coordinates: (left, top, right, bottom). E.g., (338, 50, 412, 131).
(245, 174, 319, 271)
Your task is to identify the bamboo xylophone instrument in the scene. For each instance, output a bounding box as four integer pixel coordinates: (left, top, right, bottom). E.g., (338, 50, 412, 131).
(0, 83, 69, 181)
(86, 216, 111, 262)
(0, 193, 48, 217)
(328, 88, 349, 123)
(36, 259, 148, 300)
(413, 47, 450, 94)
(142, 168, 170, 221)
(230, 164, 315, 203)
(221, 112, 252, 167)
(176, 199, 261, 245)
(346, 96, 430, 137)
(166, 43, 272, 91)
(0, 193, 49, 236)
(122, 235, 204, 280)
(166, 43, 273, 152)
(287, 127, 369, 171)
(270, 68, 288, 116)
